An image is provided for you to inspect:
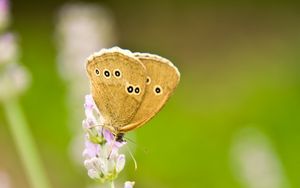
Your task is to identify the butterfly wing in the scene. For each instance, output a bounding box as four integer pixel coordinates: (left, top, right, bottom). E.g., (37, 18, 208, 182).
(119, 53, 180, 132)
(86, 47, 147, 133)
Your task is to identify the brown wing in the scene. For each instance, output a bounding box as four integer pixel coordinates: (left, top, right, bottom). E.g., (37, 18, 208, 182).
(86, 47, 147, 134)
(119, 53, 180, 132)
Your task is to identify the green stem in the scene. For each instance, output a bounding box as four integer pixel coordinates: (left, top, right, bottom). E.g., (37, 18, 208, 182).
(2, 98, 51, 188)
(110, 181, 115, 188)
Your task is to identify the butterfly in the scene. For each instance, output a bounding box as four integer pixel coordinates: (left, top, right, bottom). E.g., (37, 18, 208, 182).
(86, 47, 180, 140)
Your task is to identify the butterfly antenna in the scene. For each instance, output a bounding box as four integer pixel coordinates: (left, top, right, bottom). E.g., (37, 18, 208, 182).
(123, 136, 136, 145)
(123, 135, 149, 155)
(125, 144, 138, 170)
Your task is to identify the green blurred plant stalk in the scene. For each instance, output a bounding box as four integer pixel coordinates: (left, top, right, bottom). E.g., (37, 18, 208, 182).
(110, 181, 115, 188)
(3, 98, 51, 188)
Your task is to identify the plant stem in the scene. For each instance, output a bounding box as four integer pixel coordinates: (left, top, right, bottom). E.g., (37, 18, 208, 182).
(110, 181, 115, 188)
(2, 98, 51, 188)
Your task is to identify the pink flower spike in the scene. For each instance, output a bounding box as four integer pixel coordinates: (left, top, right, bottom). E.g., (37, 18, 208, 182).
(0, 0, 8, 12)
(0, 0, 9, 31)
(82, 93, 129, 183)
(0, 33, 18, 65)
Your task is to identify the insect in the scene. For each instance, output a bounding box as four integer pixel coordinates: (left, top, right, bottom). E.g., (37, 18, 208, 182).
(86, 47, 180, 140)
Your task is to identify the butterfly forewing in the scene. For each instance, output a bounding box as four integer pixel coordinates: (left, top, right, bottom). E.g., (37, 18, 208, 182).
(86, 48, 147, 133)
(119, 53, 180, 132)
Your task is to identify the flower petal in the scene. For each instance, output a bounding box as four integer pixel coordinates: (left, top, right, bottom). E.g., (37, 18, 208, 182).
(88, 169, 99, 179)
(124, 181, 135, 188)
(103, 128, 114, 143)
(116, 154, 125, 173)
(82, 140, 99, 158)
(84, 95, 95, 110)
(98, 157, 108, 175)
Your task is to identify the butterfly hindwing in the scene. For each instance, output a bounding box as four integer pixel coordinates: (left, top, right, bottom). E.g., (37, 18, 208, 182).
(86, 47, 147, 133)
(119, 53, 180, 132)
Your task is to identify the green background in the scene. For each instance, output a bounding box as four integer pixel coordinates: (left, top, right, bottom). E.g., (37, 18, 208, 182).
(1, 0, 300, 187)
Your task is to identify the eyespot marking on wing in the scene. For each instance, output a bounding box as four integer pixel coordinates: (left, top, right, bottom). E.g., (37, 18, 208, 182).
(146, 76, 151, 85)
(95, 68, 100, 76)
(154, 85, 163, 95)
(103, 69, 111, 78)
(126, 84, 134, 95)
(134, 85, 141, 95)
(114, 69, 122, 78)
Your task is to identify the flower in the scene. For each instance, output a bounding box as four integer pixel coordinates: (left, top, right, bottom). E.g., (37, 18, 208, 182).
(0, 33, 30, 101)
(82, 94, 134, 186)
(230, 127, 290, 188)
(83, 139, 100, 158)
(124, 181, 135, 188)
(55, 3, 117, 168)
(56, 3, 117, 82)
(0, 171, 11, 188)
(0, 64, 30, 99)
(0, 0, 10, 31)
(0, 33, 18, 65)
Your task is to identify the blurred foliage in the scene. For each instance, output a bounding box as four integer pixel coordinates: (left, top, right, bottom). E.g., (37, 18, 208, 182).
(1, 0, 300, 188)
